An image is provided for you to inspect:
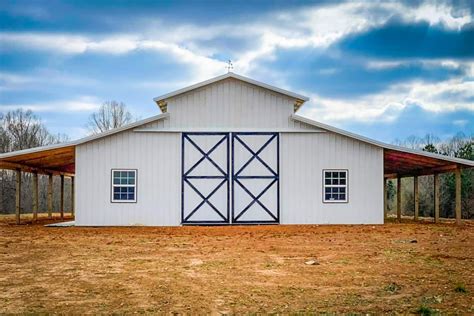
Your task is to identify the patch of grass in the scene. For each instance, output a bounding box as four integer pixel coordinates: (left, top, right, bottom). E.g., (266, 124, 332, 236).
(384, 282, 401, 294)
(199, 260, 227, 270)
(264, 262, 281, 269)
(423, 256, 443, 267)
(334, 258, 350, 265)
(416, 305, 435, 315)
(454, 283, 467, 293)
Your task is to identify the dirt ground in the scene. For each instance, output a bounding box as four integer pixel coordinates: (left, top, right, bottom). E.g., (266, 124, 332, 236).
(0, 214, 473, 314)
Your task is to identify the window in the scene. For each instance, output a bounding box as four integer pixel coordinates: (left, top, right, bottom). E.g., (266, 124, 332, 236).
(323, 170, 348, 203)
(111, 169, 137, 202)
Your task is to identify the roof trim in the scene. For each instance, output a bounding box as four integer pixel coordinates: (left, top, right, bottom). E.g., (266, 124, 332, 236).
(153, 72, 310, 103)
(0, 113, 170, 159)
(291, 114, 474, 167)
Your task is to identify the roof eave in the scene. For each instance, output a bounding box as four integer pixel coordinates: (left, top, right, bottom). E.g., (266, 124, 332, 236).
(291, 114, 474, 168)
(0, 113, 170, 160)
(153, 72, 309, 104)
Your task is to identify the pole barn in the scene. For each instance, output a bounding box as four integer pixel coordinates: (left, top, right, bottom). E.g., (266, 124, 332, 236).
(1, 73, 473, 226)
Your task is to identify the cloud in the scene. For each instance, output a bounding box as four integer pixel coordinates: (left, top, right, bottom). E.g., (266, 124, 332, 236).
(453, 119, 468, 127)
(338, 19, 474, 59)
(0, 96, 101, 113)
(0, 70, 98, 91)
(340, 105, 474, 143)
(0, 0, 472, 142)
(299, 77, 474, 124)
(256, 49, 469, 99)
(0, 33, 226, 82)
(1, 1, 472, 76)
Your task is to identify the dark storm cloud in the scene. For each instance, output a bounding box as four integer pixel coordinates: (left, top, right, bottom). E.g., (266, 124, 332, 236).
(338, 18, 474, 59)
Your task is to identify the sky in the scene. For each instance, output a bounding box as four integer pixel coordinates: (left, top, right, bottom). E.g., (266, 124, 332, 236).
(0, 0, 473, 142)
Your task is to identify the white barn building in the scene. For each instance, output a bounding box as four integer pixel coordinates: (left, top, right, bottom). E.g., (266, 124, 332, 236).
(1, 73, 473, 226)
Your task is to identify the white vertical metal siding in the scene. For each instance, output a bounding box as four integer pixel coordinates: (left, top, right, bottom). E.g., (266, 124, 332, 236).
(280, 132, 384, 224)
(75, 130, 181, 226)
(165, 78, 312, 130)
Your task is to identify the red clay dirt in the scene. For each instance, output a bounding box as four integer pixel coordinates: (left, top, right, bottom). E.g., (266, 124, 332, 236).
(0, 215, 473, 314)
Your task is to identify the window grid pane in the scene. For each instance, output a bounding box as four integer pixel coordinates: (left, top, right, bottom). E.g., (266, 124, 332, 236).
(112, 170, 136, 202)
(323, 170, 347, 202)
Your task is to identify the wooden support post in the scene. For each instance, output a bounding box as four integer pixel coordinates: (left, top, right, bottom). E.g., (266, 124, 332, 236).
(15, 169, 21, 225)
(60, 174, 65, 220)
(397, 177, 401, 222)
(47, 174, 53, 219)
(32, 172, 39, 222)
(71, 176, 75, 217)
(434, 173, 440, 223)
(455, 168, 462, 225)
(414, 175, 419, 221)
(383, 178, 388, 222)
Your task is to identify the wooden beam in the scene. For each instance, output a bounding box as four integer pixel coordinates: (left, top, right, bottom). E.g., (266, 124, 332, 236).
(434, 173, 440, 223)
(60, 174, 65, 220)
(397, 177, 401, 222)
(383, 178, 388, 223)
(3, 146, 75, 162)
(414, 175, 419, 221)
(71, 176, 75, 217)
(15, 169, 21, 225)
(48, 174, 53, 219)
(22, 154, 75, 167)
(385, 163, 459, 178)
(32, 172, 39, 222)
(416, 164, 459, 176)
(0, 161, 74, 176)
(455, 168, 462, 225)
(385, 151, 447, 166)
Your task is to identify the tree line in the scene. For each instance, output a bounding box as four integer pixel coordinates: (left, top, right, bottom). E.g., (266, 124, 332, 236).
(0, 103, 473, 217)
(0, 101, 134, 214)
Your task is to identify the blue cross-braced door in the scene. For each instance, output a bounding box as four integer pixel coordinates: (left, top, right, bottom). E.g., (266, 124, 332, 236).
(232, 133, 279, 224)
(182, 133, 229, 224)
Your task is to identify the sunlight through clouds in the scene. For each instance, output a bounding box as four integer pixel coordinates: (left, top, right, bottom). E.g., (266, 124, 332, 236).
(0, 0, 472, 141)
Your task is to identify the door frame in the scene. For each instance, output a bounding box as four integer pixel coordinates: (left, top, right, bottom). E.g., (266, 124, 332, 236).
(181, 132, 230, 225)
(231, 132, 280, 224)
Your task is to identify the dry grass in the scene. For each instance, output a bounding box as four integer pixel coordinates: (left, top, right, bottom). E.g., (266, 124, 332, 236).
(0, 215, 473, 314)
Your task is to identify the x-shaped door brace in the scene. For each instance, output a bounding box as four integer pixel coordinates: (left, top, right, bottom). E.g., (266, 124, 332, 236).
(184, 134, 227, 177)
(183, 178, 227, 221)
(233, 133, 279, 222)
(182, 133, 229, 223)
(233, 178, 278, 221)
(234, 134, 278, 177)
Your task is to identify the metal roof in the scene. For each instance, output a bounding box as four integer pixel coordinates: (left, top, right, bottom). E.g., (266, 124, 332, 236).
(291, 114, 474, 170)
(153, 72, 310, 104)
(0, 113, 169, 160)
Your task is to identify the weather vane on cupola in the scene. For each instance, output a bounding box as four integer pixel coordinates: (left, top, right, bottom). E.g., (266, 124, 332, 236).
(226, 60, 233, 73)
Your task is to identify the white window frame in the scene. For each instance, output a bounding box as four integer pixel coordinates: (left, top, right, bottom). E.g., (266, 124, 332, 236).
(323, 169, 348, 203)
(111, 169, 137, 203)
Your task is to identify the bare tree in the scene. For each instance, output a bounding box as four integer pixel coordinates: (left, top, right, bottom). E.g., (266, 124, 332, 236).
(0, 109, 69, 214)
(0, 109, 68, 153)
(87, 101, 134, 134)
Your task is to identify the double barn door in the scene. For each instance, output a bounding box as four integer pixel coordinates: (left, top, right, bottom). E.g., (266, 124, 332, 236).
(182, 132, 279, 224)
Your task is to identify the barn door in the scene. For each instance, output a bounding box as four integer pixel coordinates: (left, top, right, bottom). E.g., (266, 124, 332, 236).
(182, 133, 229, 224)
(232, 133, 279, 224)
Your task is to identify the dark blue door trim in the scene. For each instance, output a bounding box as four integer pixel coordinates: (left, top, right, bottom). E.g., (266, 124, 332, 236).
(232, 132, 279, 224)
(182, 133, 229, 224)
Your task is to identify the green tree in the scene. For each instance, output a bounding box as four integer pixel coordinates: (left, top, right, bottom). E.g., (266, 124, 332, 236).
(422, 143, 438, 153)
